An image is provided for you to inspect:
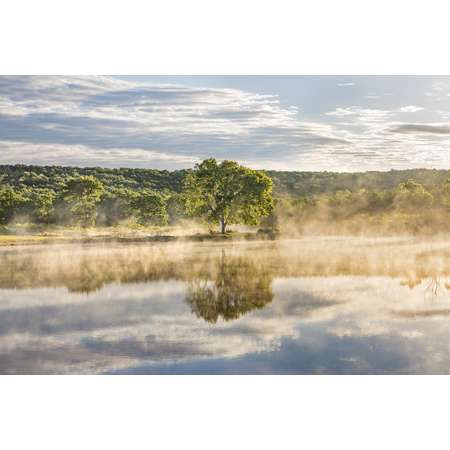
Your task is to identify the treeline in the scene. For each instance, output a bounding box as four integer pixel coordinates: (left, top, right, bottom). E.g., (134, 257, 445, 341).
(269, 168, 450, 198)
(268, 179, 450, 235)
(0, 164, 449, 234)
(0, 173, 178, 227)
(2, 164, 449, 197)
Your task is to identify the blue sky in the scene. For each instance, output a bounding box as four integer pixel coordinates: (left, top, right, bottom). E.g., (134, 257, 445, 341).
(0, 75, 449, 171)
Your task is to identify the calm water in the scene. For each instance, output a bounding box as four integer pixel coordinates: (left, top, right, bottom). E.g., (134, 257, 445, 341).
(1, 237, 450, 374)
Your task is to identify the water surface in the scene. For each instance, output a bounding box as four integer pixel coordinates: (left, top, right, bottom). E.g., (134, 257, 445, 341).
(1, 237, 450, 374)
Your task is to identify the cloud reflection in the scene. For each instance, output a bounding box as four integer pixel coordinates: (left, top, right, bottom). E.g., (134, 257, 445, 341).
(1, 238, 450, 374)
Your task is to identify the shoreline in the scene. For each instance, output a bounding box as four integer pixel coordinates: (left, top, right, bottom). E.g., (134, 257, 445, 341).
(0, 229, 448, 247)
(0, 230, 279, 247)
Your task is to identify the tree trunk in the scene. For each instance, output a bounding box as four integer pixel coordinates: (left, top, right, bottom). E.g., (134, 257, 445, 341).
(220, 218, 226, 234)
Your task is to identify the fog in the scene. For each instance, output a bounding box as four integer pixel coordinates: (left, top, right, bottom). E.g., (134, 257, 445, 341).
(1, 237, 450, 374)
(1, 236, 449, 291)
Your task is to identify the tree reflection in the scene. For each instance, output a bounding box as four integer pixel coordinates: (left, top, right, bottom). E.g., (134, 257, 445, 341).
(185, 252, 274, 323)
(64, 259, 110, 293)
(1, 240, 450, 300)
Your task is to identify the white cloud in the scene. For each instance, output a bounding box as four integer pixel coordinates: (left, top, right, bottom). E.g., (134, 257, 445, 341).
(0, 76, 348, 169)
(389, 123, 450, 135)
(0, 76, 449, 171)
(0, 140, 200, 169)
(399, 105, 424, 113)
(325, 107, 356, 117)
(2, 238, 450, 373)
(337, 82, 355, 87)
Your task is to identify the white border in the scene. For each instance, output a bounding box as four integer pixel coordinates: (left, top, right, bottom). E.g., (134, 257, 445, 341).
(2, 1, 450, 448)
(1, 0, 450, 74)
(2, 376, 449, 450)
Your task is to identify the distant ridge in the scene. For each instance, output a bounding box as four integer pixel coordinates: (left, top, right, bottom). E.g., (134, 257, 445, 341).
(1, 164, 449, 198)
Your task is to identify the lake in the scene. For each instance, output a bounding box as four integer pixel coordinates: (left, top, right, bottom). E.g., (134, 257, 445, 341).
(1, 237, 450, 374)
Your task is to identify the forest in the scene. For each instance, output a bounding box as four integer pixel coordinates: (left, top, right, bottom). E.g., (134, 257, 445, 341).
(0, 162, 449, 235)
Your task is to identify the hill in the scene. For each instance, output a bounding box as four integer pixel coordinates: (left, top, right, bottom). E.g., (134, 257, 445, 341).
(1, 164, 448, 197)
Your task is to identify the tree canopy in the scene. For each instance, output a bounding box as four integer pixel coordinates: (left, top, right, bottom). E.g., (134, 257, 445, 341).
(63, 175, 105, 227)
(0, 162, 449, 235)
(0, 180, 23, 224)
(186, 253, 274, 323)
(184, 158, 273, 233)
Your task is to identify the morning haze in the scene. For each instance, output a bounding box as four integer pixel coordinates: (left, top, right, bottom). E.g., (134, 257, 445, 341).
(0, 76, 449, 374)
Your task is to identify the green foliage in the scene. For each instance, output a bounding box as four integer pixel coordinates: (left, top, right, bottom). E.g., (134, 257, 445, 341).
(129, 189, 168, 226)
(166, 192, 187, 225)
(186, 254, 273, 323)
(63, 175, 104, 227)
(96, 187, 135, 226)
(443, 178, 450, 209)
(267, 168, 450, 198)
(394, 180, 434, 211)
(27, 188, 56, 224)
(0, 163, 449, 235)
(0, 164, 187, 193)
(184, 158, 273, 233)
(0, 182, 24, 224)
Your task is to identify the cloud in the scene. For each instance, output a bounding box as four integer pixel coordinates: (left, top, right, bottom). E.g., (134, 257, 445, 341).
(0, 76, 350, 169)
(337, 82, 355, 87)
(2, 266, 450, 374)
(390, 123, 450, 135)
(399, 105, 424, 113)
(320, 106, 450, 171)
(325, 107, 356, 117)
(0, 140, 200, 169)
(0, 76, 449, 171)
(2, 239, 450, 373)
(325, 107, 393, 121)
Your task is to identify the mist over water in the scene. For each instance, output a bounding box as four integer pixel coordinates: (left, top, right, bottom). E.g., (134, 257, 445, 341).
(1, 237, 450, 374)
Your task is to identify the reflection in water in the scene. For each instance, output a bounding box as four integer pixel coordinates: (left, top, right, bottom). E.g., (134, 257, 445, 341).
(1, 237, 450, 374)
(186, 252, 273, 323)
(2, 238, 450, 292)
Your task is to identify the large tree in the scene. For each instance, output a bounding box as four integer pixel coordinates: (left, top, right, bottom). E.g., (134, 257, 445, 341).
(184, 159, 273, 233)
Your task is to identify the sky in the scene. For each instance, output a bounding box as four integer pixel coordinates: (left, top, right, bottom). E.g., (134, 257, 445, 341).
(0, 75, 449, 172)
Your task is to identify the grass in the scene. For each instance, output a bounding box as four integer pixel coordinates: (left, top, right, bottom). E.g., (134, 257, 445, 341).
(0, 223, 278, 246)
(0, 234, 47, 243)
